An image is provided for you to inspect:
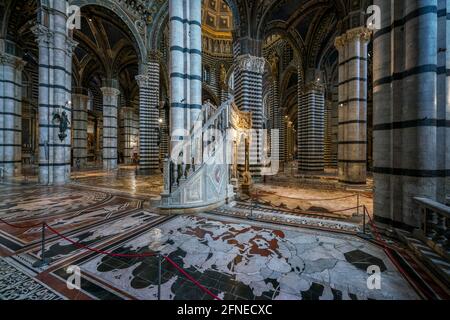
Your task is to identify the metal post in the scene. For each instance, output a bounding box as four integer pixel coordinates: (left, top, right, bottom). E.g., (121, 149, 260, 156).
(357, 193, 360, 217)
(158, 254, 162, 300)
(33, 223, 50, 268)
(41, 223, 45, 261)
(363, 205, 366, 234)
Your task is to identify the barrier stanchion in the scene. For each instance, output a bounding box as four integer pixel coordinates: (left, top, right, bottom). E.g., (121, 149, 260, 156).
(33, 223, 51, 268)
(363, 205, 366, 234)
(158, 254, 162, 300)
(357, 193, 360, 216)
(43, 224, 222, 300)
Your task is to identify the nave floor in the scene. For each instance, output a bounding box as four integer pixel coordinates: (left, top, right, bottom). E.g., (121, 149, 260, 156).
(0, 182, 421, 300)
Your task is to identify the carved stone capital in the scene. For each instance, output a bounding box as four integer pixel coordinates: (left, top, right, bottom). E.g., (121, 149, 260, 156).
(335, 27, 372, 49)
(101, 87, 121, 97)
(237, 54, 266, 75)
(0, 52, 26, 70)
(66, 37, 78, 56)
(346, 26, 372, 43)
(135, 74, 151, 87)
(334, 35, 347, 50)
(31, 24, 54, 47)
(302, 81, 325, 94)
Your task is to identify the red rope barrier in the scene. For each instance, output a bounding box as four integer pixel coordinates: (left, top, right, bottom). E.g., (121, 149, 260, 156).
(164, 256, 221, 300)
(45, 223, 157, 258)
(44, 223, 222, 300)
(0, 217, 43, 229)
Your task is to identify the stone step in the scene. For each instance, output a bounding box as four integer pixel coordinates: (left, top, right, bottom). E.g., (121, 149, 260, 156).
(397, 230, 450, 291)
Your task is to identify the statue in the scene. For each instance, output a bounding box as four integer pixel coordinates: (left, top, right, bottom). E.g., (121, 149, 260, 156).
(219, 64, 227, 89)
(52, 110, 71, 142)
(270, 53, 279, 77)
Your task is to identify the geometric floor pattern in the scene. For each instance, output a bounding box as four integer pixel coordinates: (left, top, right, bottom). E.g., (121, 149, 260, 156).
(0, 258, 63, 300)
(0, 184, 420, 300)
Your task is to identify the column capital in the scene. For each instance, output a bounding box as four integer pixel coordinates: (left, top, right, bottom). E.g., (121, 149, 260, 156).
(0, 52, 26, 70)
(237, 54, 266, 75)
(302, 81, 325, 94)
(135, 74, 151, 87)
(101, 87, 120, 97)
(31, 24, 54, 47)
(346, 26, 372, 43)
(335, 26, 372, 49)
(66, 37, 78, 56)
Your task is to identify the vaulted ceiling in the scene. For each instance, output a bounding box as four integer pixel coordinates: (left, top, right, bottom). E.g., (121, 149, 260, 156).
(73, 5, 139, 106)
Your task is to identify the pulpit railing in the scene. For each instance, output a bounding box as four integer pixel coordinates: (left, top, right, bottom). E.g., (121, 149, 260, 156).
(414, 197, 450, 258)
(165, 99, 232, 192)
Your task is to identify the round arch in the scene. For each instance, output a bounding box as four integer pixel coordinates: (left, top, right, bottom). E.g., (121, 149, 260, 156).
(69, 0, 147, 66)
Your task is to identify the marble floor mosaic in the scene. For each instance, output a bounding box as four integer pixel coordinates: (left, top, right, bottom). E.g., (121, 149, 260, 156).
(39, 214, 418, 300)
(0, 181, 422, 301)
(72, 166, 163, 196)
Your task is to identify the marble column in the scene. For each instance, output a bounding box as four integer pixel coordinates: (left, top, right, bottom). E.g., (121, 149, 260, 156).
(32, 6, 76, 185)
(331, 84, 339, 168)
(235, 54, 266, 179)
(101, 86, 120, 171)
(373, 0, 449, 229)
(270, 55, 284, 167)
(298, 81, 325, 172)
(0, 51, 25, 177)
(169, 0, 202, 163)
(335, 27, 371, 184)
(119, 107, 137, 164)
(324, 99, 333, 167)
(136, 54, 160, 174)
(71, 89, 88, 168)
(159, 102, 169, 160)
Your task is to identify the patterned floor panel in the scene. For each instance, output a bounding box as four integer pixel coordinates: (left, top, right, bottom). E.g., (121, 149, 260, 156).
(0, 185, 143, 254)
(0, 258, 63, 300)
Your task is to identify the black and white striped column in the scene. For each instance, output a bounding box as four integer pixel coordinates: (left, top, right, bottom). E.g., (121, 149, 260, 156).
(32, 6, 76, 185)
(271, 75, 285, 166)
(169, 0, 202, 164)
(159, 102, 169, 159)
(335, 27, 371, 184)
(0, 52, 25, 177)
(71, 89, 88, 168)
(235, 54, 266, 179)
(331, 85, 339, 167)
(297, 82, 325, 172)
(373, 0, 449, 229)
(136, 58, 160, 173)
(324, 99, 333, 167)
(101, 86, 120, 171)
(119, 107, 138, 164)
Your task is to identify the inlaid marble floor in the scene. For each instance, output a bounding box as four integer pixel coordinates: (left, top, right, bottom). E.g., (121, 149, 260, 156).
(65, 214, 418, 300)
(72, 166, 163, 196)
(0, 183, 419, 300)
